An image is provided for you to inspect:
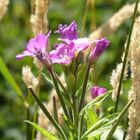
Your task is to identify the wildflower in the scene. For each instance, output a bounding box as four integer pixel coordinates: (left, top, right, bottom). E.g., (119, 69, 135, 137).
(49, 42, 75, 64)
(89, 37, 110, 64)
(16, 32, 51, 69)
(90, 86, 107, 99)
(16, 33, 50, 59)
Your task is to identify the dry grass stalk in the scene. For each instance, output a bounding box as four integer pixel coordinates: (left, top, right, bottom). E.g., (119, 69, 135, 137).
(30, 0, 49, 79)
(22, 65, 39, 93)
(110, 41, 129, 101)
(30, 0, 49, 35)
(0, 0, 9, 20)
(126, 16, 140, 140)
(110, 63, 123, 101)
(88, 3, 140, 42)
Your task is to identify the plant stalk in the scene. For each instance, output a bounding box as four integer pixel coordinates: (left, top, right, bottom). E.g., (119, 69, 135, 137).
(106, 100, 133, 140)
(26, 106, 30, 140)
(79, 63, 91, 112)
(114, 0, 139, 112)
(53, 96, 59, 123)
(29, 87, 67, 140)
(49, 69, 70, 119)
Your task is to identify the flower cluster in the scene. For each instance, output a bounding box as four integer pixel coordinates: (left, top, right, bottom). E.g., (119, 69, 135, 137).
(16, 20, 113, 140)
(16, 21, 109, 67)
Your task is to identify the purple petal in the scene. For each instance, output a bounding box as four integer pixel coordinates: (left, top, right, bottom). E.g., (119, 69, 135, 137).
(35, 32, 50, 51)
(16, 51, 35, 60)
(73, 38, 89, 52)
(26, 41, 38, 53)
(55, 21, 77, 40)
(49, 43, 75, 65)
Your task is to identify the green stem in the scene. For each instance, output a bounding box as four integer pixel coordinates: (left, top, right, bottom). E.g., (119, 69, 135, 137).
(79, 63, 91, 112)
(31, 68, 42, 140)
(78, 113, 84, 140)
(29, 87, 67, 140)
(106, 100, 133, 140)
(72, 94, 78, 127)
(81, 0, 90, 36)
(49, 69, 70, 119)
(122, 117, 128, 140)
(53, 96, 58, 123)
(26, 90, 31, 140)
(72, 70, 78, 128)
(114, 0, 139, 112)
(26, 106, 30, 140)
(54, 72, 71, 102)
(31, 104, 37, 140)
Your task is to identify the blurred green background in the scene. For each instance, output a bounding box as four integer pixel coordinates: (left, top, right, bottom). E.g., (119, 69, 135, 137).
(0, 0, 133, 139)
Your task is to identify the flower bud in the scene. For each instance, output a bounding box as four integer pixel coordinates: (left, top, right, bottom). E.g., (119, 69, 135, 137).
(89, 37, 110, 65)
(90, 86, 107, 99)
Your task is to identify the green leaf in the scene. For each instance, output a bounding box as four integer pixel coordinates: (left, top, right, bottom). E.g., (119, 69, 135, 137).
(82, 113, 118, 139)
(25, 120, 59, 140)
(76, 64, 87, 91)
(63, 115, 77, 136)
(42, 72, 53, 87)
(0, 57, 22, 97)
(66, 72, 75, 93)
(80, 90, 112, 116)
(86, 108, 99, 127)
(85, 108, 99, 140)
(28, 88, 67, 140)
(0, 57, 27, 105)
(105, 100, 133, 140)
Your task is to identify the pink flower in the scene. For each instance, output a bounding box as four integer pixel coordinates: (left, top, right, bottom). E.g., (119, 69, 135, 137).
(90, 86, 107, 99)
(49, 42, 75, 64)
(16, 32, 52, 68)
(89, 37, 110, 64)
(16, 32, 50, 60)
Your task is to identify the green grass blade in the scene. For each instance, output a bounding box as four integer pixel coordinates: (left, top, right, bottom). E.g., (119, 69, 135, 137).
(0, 57, 27, 105)
(105, 100, 133, 140)
(28, 87, 67, 140)
(25, 120, 59, 140)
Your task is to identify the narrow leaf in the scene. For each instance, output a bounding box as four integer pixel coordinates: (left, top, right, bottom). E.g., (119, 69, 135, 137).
(0, 57, 28, 106)
(66, 72, 75, 93)
(42, 72, 53, 87)
(85, 108, 99, 140)
(0, 57, 22, 97)
(25, 120, 59, 140)
(76, 64, 87, 91)
(105, 100, 133, 140)
(82, 113, 118, 139)
(63, 115, 77, 135)
(80, 90, 112, 116)
(28, 88, 67, 140)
